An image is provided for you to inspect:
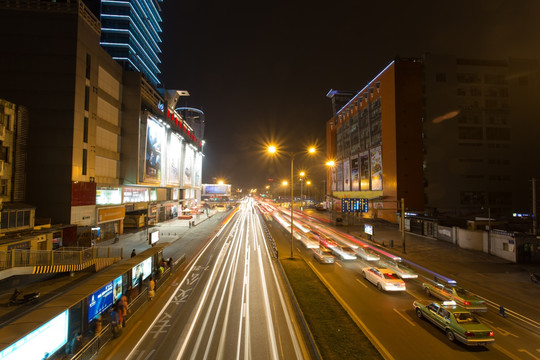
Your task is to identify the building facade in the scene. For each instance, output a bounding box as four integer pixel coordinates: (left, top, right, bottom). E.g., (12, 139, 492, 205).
(0, 1, 204, 242)
(327, 54, 540, 222)
(85, 0, 164, 87)
(326, 59, 425, 223)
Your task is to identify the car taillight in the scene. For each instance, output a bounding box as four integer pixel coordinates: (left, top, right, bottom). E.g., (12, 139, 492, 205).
(465, 331, 475, 337)
(463, 301, 470, 306)
(488, 331, 494, 337)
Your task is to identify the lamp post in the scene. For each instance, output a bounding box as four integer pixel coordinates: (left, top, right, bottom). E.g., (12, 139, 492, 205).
(299, 171, 305, 210)
(306, 180, 311, 203)
(268, 145, 316, 258)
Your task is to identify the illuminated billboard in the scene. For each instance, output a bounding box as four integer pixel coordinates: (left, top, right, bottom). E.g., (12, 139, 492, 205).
(144, 118, 165, 183)
(167, 134, 182, 186)
(183, 146, 194, 187)
(203, 184, 231, 196)
(0, 310, 69, 360)
(194, 152, 202, 187)
(132, 257, 152, 287)
(370, 146, 383, 190)
(88, 282, 113, 322)
(113, 275, 122, 303)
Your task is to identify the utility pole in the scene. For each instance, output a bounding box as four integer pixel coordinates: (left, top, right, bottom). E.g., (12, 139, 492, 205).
(401, 198, 406, 253)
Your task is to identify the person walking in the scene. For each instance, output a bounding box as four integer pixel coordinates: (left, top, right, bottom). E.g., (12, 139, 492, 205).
(114, 232, 119, 243)
(120, 294, 129, 327)
(148, 276, 155, 301)
(131, 249, 136, 258)
(110, 307, 121, 338)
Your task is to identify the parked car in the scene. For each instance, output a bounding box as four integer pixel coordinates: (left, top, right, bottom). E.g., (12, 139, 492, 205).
(313, 247, 335, 264)
(423, 281, 487, 312)
(413, 300, 495, 346)
(361, 267, 406, 291)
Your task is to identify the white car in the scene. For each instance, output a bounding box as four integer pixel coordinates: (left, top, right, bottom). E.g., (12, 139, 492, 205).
(356, 246, 380, 261)
(380, 260, 418, 279)
(313, 248, 335, 264)
(331, 245, 357, 260)
(361, 267, 406, 291)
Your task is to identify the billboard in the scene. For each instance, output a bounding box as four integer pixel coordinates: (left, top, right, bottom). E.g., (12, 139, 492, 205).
(203, 184, 231, 195)
(183, 146, 194, 187)
(132, 257, 152, 287)
(351, 156, 359, 191)
(343, 158, 350, 191)
(194, 152, 202, 187)
(112, 276, 122, 304)
(167, 134, 182, 186)
(144, 118, 165, 183)
(0, 310, 69, 360)
(370, 146, 383, 190)
(360, 151, 370, 190)
(88, 282, 113, 322)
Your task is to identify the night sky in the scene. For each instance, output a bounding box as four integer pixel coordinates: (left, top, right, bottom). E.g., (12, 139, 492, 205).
(160, 0, 540, 190)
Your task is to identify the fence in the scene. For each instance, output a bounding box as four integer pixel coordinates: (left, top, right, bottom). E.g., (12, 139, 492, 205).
(0, 247, 123, 271)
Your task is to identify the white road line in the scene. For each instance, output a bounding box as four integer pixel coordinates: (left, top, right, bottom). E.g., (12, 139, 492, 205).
(336, 262, 342, 268)
(392, 308, 416, 327)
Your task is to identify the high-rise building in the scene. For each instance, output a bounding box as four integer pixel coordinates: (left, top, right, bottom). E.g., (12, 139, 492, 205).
(85, 0, 164, 87)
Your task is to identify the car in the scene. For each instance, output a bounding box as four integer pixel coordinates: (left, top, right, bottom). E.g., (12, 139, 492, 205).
(361, 267, 406, 291)
(413, 300, 495, 346)
(356, 246, 380, 261)
(313, 247, 335, 264)
(214, 204, 227, 212)
(331, 244, 357, 260)
(423, 281, 487, 312)
(379, 259, 418, 279)
(301, 232, 320, 249)
(312, 231, 338, 249)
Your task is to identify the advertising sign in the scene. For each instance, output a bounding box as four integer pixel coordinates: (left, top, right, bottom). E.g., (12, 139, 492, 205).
(0, 310, 69, 360)
(144, 118, 164, 183)
(149, 230, 160, 245)
(360, 151, 370, 190)
(88, 282, 113, 322)
(167, 134, 182, 185)
(336, 162, 343, 191)
(132, 257, 152, 287)
(194, 152, 202, 187)
(183, 146, 194, 187)
(351, 156, 359, 191)
(112, 276, 122, 303)
(370, 146, 383, 190)
(364, 224, 374, 235)
(341, 198, 369, 213)
(343, 159, 350, 191)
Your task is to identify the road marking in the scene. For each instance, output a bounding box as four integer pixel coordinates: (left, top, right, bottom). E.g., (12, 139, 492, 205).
(307, 261, 395, 360)
(336, 262, 342, 268)
(518, 349, 540, 360)
(481, 319, 519, 338)
(392, 308, 416, 327)
(493, 344, 522, 360)
(355, 278, 368, 288)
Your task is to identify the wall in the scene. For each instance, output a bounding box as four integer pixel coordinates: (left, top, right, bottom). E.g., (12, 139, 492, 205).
(456, 227, 484, 251)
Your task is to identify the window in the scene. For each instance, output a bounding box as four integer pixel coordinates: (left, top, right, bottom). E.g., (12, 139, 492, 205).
(2, 146, 9, 162)
(4, 114, 10, 131)
(84, 86, 90, 111)
(86, 54, 91, 79)
(0, 179, 7, 195)
(458, 127, 483, 140)
(486, 127, 510, 140)
(436, 72, 446, 82)
(83, 116, 88, 143)
(82, 149, 87, 175)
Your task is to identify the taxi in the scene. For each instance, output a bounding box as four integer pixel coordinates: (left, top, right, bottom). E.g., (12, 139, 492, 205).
(413, 300, 495, 346)
(423, 281, 487, 312)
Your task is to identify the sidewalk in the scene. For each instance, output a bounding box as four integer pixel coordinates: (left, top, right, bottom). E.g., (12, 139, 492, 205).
(0, 208, 224, 326)
(303, 209, 540, 323)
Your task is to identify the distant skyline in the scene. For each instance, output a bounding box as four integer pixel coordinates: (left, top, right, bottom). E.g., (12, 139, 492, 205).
(160, 0, 540, 189)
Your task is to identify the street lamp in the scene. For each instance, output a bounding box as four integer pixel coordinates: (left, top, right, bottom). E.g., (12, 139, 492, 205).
(306, 180, 311, 201)
(268, 145, 316, 258)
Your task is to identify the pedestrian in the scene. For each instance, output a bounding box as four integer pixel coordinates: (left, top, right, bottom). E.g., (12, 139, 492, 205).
(65, 332, 82, 355)
(131, 249, 136, 258)
(111, 306, 122, 337)
(167, 257, 173, 268)
(148, 276, 155, 301)
(94, 315, 102, 335)
(114, 232, 119, 243)
(499, 305, 506, 318)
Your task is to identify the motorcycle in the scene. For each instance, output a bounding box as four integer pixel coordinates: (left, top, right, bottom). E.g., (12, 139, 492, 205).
(8, 288, 40, 306)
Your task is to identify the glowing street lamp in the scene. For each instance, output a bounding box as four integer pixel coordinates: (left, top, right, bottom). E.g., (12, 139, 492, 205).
(267, 145, 317, 258)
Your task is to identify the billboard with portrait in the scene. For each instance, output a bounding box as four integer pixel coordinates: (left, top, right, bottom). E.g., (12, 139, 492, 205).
(360, 151, 370, 190)
(144, 118, 165, 183)
(343, 158, 350, 191)
(351, 156, 359, 191)
(194, 152, 202, 187)
(88, 282, 113, 322)
(370, 146, 383, 190)
(112, 276, 122, 303)
(132, 257, 152, 287)
(183, 146, 194, 187)
(167, 134, 182, 186)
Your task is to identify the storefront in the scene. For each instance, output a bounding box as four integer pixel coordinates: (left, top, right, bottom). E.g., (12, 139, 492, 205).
(97, 206, 126, 241)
